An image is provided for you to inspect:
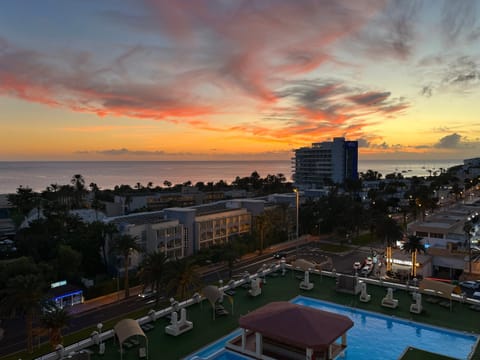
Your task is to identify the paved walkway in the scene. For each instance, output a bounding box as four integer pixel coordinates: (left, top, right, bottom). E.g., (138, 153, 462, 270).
(69, 285, 143, 315)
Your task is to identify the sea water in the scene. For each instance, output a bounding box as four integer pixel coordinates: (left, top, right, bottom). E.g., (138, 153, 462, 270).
(0, 159, 462, 194)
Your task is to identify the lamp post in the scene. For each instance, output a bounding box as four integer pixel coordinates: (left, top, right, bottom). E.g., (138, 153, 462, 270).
(293, 188, 299, 256)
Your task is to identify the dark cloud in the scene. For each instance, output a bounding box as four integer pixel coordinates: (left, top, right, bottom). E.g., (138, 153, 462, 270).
(420, 85, 433, 97)
(434, 133, 462, 148)
(442, 57, 479, 85)
(419, 56, 480, 96)
(357, 138, 370, 148)
(95, 148, 167, 156)
(276, 79, 407, 121)
(348, 92, 391, 106)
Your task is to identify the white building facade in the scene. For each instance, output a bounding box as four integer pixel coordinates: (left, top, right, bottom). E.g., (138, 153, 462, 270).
(293, 137, 358, 189)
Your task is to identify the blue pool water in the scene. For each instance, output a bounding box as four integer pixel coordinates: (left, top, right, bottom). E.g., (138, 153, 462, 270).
(185, 296, 479, 360)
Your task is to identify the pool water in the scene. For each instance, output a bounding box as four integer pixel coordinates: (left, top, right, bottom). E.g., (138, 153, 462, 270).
(185, 296, 479, 360)
(294, 296, 478, 360)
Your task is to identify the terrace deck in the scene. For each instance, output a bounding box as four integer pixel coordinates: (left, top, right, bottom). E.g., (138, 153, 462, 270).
(31, 272, 480, 360)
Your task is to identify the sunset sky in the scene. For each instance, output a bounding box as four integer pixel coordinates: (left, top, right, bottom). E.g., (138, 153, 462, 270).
(0, 0, 479, 161)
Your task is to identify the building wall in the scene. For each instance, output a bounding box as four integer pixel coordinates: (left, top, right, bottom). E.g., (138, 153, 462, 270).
(293, 137, 358, 189)
(164, 208, 197, 255)
(195, 209, 252, 250)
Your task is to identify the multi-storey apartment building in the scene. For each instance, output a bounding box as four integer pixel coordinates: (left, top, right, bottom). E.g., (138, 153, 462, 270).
(105, 199, 259, 272)
(407, 202, 480, 278)
(293, 137, 358, 189)
(105, 211, 185, 271)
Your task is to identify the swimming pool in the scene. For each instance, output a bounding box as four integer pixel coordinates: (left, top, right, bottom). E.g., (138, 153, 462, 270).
(185, 296, 479, 360)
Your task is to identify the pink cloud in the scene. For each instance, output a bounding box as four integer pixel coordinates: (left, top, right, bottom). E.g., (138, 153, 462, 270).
(0, 1, 392, 145)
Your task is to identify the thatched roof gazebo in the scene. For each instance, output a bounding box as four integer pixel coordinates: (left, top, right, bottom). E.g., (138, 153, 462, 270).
(227, 301, 353, 359)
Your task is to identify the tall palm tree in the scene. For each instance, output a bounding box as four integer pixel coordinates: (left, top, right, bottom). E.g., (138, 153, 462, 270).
(222, 243, 240, 279)
(90, 221, 118, 271)
(110, 234, 142, 298)
(401, 234, 426, 277)
(40, 305, 71, 348)
(376, 216, 403, 272)
(0, 274, 45, 353)
(71, 174, 86, 208)
(138, 251, 167, 305)
(255, 212, 272, 254)
(165, 259, 202, 301)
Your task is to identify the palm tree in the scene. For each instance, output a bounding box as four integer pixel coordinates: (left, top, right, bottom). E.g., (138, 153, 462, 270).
(165, 259, 202, 301)
(0, 274, 45, 353)
(222, 243, 240, 279)
(110, 234, 142, 298)
(255, 212, 272, 254)
(138, 251, 167, 305)
(40, 304, 71, 348)
(71, 174, 86, 208)
(401, 234, 426, 277)
(376, 215, 403, 272)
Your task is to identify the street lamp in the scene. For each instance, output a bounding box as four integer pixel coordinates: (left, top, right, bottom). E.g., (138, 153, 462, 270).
(293, 188, 299, 256)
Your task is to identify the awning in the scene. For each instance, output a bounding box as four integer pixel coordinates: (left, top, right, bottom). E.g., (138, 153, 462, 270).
(418, 279, 459, 300)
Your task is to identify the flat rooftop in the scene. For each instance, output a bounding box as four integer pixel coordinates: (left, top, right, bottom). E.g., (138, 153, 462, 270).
(52, 272, 480, 360)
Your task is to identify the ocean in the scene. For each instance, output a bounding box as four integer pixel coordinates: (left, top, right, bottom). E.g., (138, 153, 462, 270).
(0, 159, 463, 195)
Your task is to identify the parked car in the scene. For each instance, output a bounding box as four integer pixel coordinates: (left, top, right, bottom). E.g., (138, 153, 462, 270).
(273, 252, 287, 259)
(138, 290, 156, 299)
(459, 281, 480, 290)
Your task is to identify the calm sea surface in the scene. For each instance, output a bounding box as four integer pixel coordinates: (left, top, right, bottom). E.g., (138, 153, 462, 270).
(0, 159, 463, 194)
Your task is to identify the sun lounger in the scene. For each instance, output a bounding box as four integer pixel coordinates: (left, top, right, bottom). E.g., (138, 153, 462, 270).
(425, 297, 440, 304)
(165, 308, 193, 336)
(215, 303, 229, 316)
(141, 324, 153, 332)
(439, 301, 451, 308)
(381, 288, 399, 309)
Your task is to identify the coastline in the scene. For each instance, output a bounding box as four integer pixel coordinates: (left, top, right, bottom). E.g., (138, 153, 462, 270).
(0, 159, 463, 195)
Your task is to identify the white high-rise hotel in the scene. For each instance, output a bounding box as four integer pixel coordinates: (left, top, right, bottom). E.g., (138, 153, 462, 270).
(293, 137, 358, 189)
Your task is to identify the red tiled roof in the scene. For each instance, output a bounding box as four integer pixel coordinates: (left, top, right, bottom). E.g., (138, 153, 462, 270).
(239, 301, 353, 351)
